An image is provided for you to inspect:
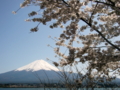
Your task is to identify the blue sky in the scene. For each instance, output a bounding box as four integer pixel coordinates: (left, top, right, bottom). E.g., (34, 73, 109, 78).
(0, 0, 63, 73)
(1, 0, 118, 74)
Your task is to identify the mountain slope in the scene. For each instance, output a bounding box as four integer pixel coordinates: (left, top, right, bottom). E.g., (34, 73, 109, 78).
(1, 60, 119, 85)
(0, 60, 62, 83)
(15, 60, 59, 72)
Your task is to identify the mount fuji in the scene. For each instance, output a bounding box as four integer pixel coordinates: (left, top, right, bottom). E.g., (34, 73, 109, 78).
(1, 60, 119, 85)
(0, 60, 65, 84)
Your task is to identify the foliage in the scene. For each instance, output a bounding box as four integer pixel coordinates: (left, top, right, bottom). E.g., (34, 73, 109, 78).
(14, 0, 120, 87)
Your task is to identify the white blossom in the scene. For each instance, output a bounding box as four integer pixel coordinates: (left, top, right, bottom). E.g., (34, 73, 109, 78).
(18, 0, 120, 85)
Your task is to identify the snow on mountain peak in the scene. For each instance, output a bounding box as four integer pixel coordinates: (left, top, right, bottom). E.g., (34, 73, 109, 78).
(15, 60, 59, 72)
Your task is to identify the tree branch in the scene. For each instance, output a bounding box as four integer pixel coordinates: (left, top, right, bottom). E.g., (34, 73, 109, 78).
(94, 0, 120, 9)
(80, 18, 120, 51)
(61, 0, 70, 7)
(107, 0, 115, 5)
(89, 2, 98, 24)
(89, 46, 110, 48)
(93, 28, 120, 51)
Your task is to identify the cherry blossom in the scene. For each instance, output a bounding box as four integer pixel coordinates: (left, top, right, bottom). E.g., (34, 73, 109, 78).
(15, 0, 120, 87)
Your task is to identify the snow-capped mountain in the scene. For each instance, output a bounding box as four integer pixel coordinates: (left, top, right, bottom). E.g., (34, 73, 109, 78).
(0, 60, 119, 86)
(15, 60, 59, 72)
(0, 60, 63, 84)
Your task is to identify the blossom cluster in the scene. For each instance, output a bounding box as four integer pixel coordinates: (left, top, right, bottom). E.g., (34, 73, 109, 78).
(19, 0, 120, 85)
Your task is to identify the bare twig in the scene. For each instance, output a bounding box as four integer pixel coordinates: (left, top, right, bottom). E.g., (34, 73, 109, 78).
(94, 0, 120, 9)
(89, 2, 98, 24)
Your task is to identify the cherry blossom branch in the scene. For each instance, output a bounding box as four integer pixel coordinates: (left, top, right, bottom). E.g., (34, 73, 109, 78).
(61, 0, 70, 7)
(55, 0, 120, 51)
(94, 0, 120, 9)
(89, 2, 98, 24)
(107, 0, 115, 5)
(93, 27, 120, 51)
(80, 18, 120, 51)
(109, 68, 119, 72)
(89, 46, 110, 48)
